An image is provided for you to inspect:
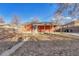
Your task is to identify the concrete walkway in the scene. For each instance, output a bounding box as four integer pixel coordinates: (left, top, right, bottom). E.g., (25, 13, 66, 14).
(53, 32, 79, 36)
(66, 33, 79, 36)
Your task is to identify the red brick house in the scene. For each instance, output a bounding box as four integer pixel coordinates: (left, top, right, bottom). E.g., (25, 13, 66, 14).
(20, 22, 58, 33)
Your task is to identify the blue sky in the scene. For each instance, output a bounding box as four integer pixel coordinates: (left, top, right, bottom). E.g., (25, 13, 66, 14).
(0, 3, 59, 23)
(0, 3, 73, 24)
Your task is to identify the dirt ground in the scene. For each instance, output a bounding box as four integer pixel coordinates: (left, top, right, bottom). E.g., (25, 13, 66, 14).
(11, 40, 79, 56)
(0, 28, 20, 54)
(11, 33, 79, 56)
(0, 27, 79, 56)
(0, 41, 17, 55)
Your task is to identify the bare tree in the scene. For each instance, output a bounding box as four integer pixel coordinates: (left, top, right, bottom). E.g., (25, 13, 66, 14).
(55, 3, 79, 19)
(51, 4, 68, 25)
(0, 16, 5, 24)
(69, 4, 79, 18)
(11, 15, 20, 25)
(52, 3, 79, 25)
(52, 3, 79, 32)
(31, 17, 39, 23)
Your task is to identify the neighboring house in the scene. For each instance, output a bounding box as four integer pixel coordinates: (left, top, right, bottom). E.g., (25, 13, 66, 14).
(60, 20, 79, 32)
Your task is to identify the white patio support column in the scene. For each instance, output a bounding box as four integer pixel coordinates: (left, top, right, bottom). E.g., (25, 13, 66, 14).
(35, 25, 38, 33)
(49, 25, 51, 33)
(33, 24, 38, 34)
(32, 24, 34, 34)
(37, 25, 38, 33)
(51, 25, 54, 33)
(44, 24, 45, 33)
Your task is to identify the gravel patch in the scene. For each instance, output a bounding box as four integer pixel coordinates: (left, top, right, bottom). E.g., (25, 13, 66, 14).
(0, 41, 17, 55)
(12, 40, 79, 56)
